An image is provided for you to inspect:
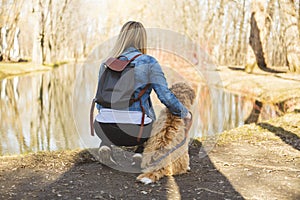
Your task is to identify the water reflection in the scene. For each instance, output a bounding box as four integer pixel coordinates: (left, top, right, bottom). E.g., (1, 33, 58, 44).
(0, 62, 279, 156)
(0, 64, 81, 155)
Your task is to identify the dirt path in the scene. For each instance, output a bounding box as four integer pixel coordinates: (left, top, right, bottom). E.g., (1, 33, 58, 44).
(0, 111, 299, 200)
(210, 112, 300, 200)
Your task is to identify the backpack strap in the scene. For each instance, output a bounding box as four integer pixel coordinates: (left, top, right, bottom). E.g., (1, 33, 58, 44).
(90, 98, 96, 136)
(128, 53, 143, 62)
(130, 83, 151, 142)
(105, 54, 142, 71)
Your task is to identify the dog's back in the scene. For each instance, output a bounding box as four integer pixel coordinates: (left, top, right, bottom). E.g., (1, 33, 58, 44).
(141, 108, 186, 171)
(137, 82, 196, 184)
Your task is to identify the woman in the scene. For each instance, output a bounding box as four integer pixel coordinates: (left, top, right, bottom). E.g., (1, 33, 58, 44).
(93, 21, 192, 166)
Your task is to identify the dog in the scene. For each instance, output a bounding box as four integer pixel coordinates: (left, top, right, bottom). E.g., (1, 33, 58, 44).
(136, 82, 196, 184)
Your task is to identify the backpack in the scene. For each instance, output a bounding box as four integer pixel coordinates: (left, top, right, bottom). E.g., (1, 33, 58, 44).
(90, 54, 150, 141)
(96, 54, 142, 109)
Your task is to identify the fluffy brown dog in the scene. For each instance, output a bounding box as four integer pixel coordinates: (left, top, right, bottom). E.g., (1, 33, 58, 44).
(136, 82, 196, 184)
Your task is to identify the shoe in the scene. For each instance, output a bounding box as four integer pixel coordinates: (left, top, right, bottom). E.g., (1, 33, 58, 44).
(132, 153, 142, 168)
(98, 145, 117, 166)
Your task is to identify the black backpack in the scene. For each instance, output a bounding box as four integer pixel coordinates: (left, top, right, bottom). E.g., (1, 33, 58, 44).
(95, 54, 142, 109)
(90, 54, 150, 141)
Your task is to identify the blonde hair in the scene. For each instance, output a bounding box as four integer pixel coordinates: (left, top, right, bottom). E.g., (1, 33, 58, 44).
(109, 21, 147, 58)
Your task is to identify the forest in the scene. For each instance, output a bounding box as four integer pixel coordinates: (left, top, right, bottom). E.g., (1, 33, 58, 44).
(0, 0, 299, 72)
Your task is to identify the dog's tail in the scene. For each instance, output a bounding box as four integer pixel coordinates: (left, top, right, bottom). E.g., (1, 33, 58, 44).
(142, 137, 189, 172)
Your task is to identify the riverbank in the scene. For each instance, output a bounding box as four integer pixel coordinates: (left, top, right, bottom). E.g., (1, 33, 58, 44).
(0, 110, 299, 199)
(0, 62, 51, 80)
(211, 65, 300, 111)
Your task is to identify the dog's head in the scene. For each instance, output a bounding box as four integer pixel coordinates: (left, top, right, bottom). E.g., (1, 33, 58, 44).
(170, 82, 196, 109)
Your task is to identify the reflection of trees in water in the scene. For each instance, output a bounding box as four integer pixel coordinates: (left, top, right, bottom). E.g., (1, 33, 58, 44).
(51, 67, 78, 150)
(2, 78, 29, 153)
(44, 66, 79, 151)
(0, 64, 81, 155)
(196, 87, 279, 138)
(197, 86, 210, 136)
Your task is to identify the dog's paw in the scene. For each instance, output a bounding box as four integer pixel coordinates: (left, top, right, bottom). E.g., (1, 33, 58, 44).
(139, 177, 153, 185)
(137, 174, 154, 184)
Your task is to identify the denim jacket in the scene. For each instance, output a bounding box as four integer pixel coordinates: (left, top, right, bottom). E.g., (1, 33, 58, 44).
(96, 47, 189, 120)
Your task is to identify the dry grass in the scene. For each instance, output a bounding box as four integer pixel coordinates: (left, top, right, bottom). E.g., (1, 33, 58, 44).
(216, 111, 300, 146)
(0, 149, 94, 173)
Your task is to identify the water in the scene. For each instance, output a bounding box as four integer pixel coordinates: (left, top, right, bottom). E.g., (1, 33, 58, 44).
(0, 64, 80, 155)
(0, 63, 278, 156)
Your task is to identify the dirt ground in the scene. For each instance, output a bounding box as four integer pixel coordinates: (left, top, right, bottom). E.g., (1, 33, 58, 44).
(0, 111, 299, 200)
(210, 111, 300, 200)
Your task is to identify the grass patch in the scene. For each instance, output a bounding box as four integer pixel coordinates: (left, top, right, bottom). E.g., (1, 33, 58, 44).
(43, 61, 69, 68)
(216, 124, 278, 145)
(214, 111, 300, 146)
(0, 149, 95, 172)
(0, 62, 52, 80)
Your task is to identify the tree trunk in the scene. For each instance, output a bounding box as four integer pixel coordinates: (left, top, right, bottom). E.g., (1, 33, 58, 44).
(246, 1, 268, 72)
(0, 27, 8, 61)
(236, 0, 246, 65)
(250, 11, 268, 69)
(279, 0, 300, 72)
(246, 0, 285, 73)
(32, 10, 43, 65)
(298, 0, 300, 36)
(265, 0, 275, 66)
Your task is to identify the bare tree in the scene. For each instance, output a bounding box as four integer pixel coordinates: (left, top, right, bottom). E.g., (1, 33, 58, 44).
(298, 0, 300, 34)
(278, 0, 300, 72)
(0, 0, 24, 61)
(0, 0, 299, 72)
(246, 0, 271, 72)
(235, 0, 247, 65)
(32, 0, 79, 64)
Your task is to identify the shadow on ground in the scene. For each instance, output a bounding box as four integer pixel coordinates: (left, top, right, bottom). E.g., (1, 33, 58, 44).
(29, 141, 244, 199)
(258, 122, 300, 151)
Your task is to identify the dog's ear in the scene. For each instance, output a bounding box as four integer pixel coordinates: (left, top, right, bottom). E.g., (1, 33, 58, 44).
(183, 85, 196, 107)
(170, 82, 196, 107)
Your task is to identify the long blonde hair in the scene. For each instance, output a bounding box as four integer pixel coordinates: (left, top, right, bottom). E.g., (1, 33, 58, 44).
(109, 21, 147, 58)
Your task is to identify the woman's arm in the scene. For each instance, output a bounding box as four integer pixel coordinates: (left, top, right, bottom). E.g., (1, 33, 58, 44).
(149, 61, 189, 118)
